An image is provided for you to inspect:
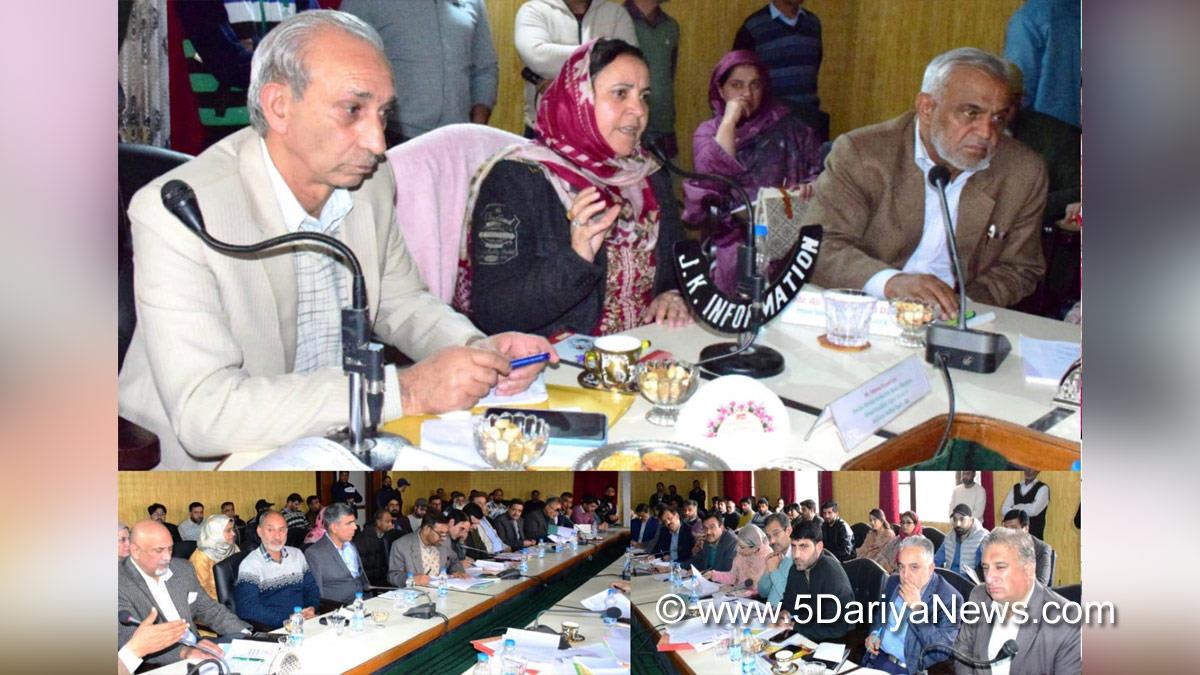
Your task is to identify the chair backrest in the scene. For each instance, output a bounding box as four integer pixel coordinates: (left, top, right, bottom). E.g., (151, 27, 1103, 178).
(923, 527, 945, 551)
(286, 528, 307, 549)
(214, 549, 250, 615)
(385, 124, 527, 303)
(117, 143, 193, 367)
(934, 567, 977, 598)
(172, 539, 198, 560)
(850, 522, 870, 550)
(841, 558, 888, 617)
(1053, 583, 1080, 604)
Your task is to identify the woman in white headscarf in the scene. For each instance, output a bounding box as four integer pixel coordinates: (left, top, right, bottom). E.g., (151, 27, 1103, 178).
(189, 514, 239, 600)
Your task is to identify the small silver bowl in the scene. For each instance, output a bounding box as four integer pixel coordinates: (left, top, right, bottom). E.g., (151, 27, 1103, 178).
(636, 360, 700, 426)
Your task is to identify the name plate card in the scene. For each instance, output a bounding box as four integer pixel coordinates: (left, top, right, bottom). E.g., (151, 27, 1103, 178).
(806, 355, 932, 450)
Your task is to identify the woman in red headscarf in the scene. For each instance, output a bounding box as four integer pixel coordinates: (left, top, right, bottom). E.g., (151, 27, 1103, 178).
(877, 510, 923, 573)
(454, 39, 689, 337)
(683, 50, 823, 296)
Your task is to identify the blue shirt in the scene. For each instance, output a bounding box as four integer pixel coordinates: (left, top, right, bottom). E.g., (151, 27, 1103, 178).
(669, 530, 680, 561)
(768, 3, 806, 28)
(328, 534, 361, 578)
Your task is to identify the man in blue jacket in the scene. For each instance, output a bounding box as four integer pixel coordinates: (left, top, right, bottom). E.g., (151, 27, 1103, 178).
(630, 503, 660, 549)
(863, 536, 962, 674)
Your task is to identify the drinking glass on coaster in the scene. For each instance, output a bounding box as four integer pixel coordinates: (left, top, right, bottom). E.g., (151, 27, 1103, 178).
(820, 289, 876, 350)
(890, 297, 935, 348)
(371, 611, 389, 628)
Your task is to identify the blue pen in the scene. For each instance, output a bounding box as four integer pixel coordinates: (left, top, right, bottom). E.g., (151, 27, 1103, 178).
(510, 352, 551, 369)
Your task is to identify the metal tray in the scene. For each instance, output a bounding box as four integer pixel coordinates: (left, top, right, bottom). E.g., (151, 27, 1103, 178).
(573, 440, 730, 471)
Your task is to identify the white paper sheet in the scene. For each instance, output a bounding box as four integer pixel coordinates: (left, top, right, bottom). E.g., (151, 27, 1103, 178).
(665, 617, 727, 646)
(474, 560, 509, 572)
(814, 642, 848, 663)
(444, 576, 498, 591)
(502, 627, 563, 662)
(243, 437, 372, 470)
(478, 372, 548, 407)
(1019, 335, 1081, 385)
(580, 588, 632, 619)
(686, 565, 723, 596)
(223, 640, 279, 675)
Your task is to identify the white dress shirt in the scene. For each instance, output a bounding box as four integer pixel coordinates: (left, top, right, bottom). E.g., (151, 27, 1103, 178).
(986, 583, 1036, 675)
(865, 122, 979, 299)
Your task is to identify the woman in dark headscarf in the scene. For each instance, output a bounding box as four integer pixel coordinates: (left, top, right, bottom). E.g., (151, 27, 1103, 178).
(455, 39, 689, 337)
(683, 50, 823, 295)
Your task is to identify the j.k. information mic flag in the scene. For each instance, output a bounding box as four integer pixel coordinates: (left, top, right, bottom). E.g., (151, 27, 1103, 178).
(675, 225, 823, 333)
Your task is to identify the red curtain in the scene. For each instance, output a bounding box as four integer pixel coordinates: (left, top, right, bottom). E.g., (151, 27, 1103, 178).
(573, 472, 617, 502)
(723, 472, 752, 502)
(879, 471, 900, 523)
(818, 472, 833, 504)
(981, 471, 995, 529)
(780, 472, 797, 504)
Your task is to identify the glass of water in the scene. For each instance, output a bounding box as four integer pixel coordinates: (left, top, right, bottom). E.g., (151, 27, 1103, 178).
(822, 288, 877, 348)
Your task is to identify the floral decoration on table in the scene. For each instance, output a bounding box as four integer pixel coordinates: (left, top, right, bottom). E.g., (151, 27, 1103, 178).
(705, 401, 776, 437)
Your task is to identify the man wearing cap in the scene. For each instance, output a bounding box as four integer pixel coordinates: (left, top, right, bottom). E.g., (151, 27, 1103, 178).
(935, 504, 989, 577)
(408, 498, 429, 533)
(281, 493, 308, 531)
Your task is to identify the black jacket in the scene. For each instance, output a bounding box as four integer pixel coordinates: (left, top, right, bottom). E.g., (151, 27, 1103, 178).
(524, 509, 552, 543)
(355, 526, 391, 587)
(695, 529, 738, 573)
(822, 518, 855, 562)
(494, 514, 529, 550)
(467, 160, 682, 336)
(781, 551, 855, 642)
(652, 525, 695, 565)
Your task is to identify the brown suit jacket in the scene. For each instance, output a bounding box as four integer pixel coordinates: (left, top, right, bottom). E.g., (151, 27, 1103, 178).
(953, 582, 1082, 674)
(807, 112, 1047, 307)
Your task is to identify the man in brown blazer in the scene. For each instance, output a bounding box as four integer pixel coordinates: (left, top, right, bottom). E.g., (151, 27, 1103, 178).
(807, 47, 1047, 315)
(952, 528, 1081, 674)
(118, 11, 553, 468)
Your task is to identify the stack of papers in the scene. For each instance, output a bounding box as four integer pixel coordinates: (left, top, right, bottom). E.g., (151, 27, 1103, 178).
(686, 566, 722, 596)
(445, 576, 499, 591)
(474, 560, 510, 573)
(664, 617, 728, 647)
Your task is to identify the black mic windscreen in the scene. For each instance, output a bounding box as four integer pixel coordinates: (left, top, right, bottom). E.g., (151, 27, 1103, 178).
(160, 179, 205, 234)
(118, 610, 140, 625)
(928, 165, 951, 189)
(1002, 639, 1020, 657)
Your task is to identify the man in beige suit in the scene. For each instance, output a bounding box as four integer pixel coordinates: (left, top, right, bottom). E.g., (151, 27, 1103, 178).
(808, 47, 1047, 315)
(119, 10, 552, 469)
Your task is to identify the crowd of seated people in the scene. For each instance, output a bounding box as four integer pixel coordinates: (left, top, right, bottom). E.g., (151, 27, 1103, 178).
(118, 481, 625, 664)
(628, 490, 1077, 673)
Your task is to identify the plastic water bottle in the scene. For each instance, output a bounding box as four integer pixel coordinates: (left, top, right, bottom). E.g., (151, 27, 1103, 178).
(537, 542, 545, 559)
(499, 638, 519, 675)
(727, 625, 742, 662)
(472, 652, 490, 675)
(405, 572, 414, 590)
(519, 554, 529, 574)
(754, 223, 769, 277)
(437, 568, 449, 598)
(350, 592, 365, 632)
(286, 606, 304, 648)
(688, 574, 701, 606)
(622, 551, 632, 580)
(740, 628, 755, 673)
(603, 588, 619, 626)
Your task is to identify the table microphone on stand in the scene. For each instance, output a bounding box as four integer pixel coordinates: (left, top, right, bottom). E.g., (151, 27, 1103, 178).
(923, 165, 1011, 373)
(915, 638, 1019, 674)
(160, 179, 409, 468)
(642, 139, 785, 378)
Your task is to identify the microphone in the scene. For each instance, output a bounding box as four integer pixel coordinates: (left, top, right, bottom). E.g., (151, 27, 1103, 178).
(915, 638, 1018, 673)
(160, 179, 396, 463)
(403, 590, 440, 619)
(642, 138, 789, 379)
(922, 166, 1012, 373)
(530, 605, 623, 629)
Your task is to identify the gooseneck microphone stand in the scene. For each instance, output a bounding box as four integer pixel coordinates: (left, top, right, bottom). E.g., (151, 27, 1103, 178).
(161, 179, 409, 468)
(643, 141, 785, 378)
(914, 638, 1019, 674)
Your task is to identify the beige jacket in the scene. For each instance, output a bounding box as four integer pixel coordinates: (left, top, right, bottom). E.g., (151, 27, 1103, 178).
(118, 128, 481, 469)
(807, 112, 1047, 307)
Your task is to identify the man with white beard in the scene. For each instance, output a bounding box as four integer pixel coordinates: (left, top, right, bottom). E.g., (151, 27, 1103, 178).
(808, 47, 1047, 316)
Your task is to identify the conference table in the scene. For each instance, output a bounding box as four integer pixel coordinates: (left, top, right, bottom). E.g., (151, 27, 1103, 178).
(629, 572, 891, 675)
(145, 529, 630, 675)
(218, 295, 1080, 471)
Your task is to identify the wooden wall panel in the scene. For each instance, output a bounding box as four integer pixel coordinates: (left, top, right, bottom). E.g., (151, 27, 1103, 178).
(831, 471, 881, 528)
(118, 471, 317, 530)
(482, 0, 1022, 171)
(753, 470, 781, 505)
(990, 471, 1080, 586)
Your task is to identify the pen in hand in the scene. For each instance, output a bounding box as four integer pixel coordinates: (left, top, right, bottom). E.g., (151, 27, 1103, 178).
(509, 353, 551, 369)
